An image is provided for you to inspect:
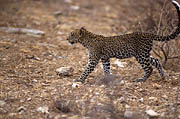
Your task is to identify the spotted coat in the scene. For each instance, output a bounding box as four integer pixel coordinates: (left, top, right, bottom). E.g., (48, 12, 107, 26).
(66, 0, 180, 83)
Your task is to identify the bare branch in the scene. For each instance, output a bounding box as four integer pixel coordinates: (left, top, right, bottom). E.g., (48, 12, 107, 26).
(168, 56, 180, 59)
(157, 0, 167, 35)
(161, 44, 168, 66)
(152, 49, 163, 59)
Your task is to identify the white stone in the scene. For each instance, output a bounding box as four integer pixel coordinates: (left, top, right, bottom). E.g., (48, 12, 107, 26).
(125, 104, 130, 109)
(162, 95, 168, 100)
(145, 109, 159, 117)
(139, 98, 144, 103)
(70, 6, 80, 10)
(124, 110, 133, 118)
(37, 106, 49, 114)
(148, 97, 158, 101)
(118, 97, 125, 103)
(72, 83, 79, 88)
(17, 106, 26, 114)
(27, 98, 32, 101)
(9, 113, 17, 117)
(120, 80, 125, 85)
(56, 67, 74, 76)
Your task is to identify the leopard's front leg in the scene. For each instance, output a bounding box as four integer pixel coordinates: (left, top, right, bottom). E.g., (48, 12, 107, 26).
(101, 58, 110, 75)
(76, 53, 100, 83)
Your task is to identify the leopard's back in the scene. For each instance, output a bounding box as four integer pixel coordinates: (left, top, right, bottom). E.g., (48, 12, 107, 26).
(100, 32, 153, 59)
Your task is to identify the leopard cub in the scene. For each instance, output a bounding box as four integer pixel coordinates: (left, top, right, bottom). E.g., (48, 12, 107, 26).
(66, 0, 180, 83)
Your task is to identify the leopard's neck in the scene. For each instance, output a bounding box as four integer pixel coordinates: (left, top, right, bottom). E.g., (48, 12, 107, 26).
(79, 30, 103, 48)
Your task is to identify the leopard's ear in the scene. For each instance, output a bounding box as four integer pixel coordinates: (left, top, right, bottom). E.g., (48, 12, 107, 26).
(80, 26, 86, 31)
(79, 26, 86, 36)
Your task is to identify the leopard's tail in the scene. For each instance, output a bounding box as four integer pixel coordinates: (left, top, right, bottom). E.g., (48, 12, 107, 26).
(152, 0, 180, 41)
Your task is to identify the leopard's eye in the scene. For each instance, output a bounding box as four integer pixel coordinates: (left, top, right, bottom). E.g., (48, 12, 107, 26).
(71, 32, 74, 36)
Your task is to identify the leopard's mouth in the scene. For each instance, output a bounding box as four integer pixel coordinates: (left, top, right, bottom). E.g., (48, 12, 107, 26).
(68, 41, 75, 46)
(69, 41, 75, 44)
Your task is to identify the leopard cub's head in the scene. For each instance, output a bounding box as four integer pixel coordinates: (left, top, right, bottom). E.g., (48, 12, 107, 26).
(67, 27, 86, 45)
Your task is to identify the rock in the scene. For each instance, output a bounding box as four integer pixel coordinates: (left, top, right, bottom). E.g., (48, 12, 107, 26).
(124, 110, 144, 119)
(37, 106, 49, 114)
(54, 11, 63, 16)
(67, 115, 80, 119)
(124, 110, 133, 118)
(33, 20, 41, 25)
(54, 114, 61, 119)
(119, 80, 125, 85)
(125, 104, 130, 109)
(145, 109, 159, 117)
(56, 67, 74, 76)
(153, 83, 162, 89)
(0, 100, 6, 107)
(72, 82, 82, 88)
(148, 97, 157, 100)
(118, 97, 125, 103)
(57, 36, 63, 41)
(17, 106, 26, 114)
(70, 6, 80, 10)
(27, 98, 32, 101)
(0, 108, 7, 114)
(160, 112, 166, 117)
(57, 31, 63, 35)
(55, 114, 67, 119)
(139, 98, 144, 103)
(9, 113, 17, 117)
(148, 97, 158, 103)
(0, 27, 45, 37)
(162, 95, 168, 100)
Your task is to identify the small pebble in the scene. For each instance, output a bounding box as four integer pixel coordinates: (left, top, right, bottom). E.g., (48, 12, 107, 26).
(124, 110, 133, 118)
(120, 80, 125, 85)
(145, 109, 159, 117)
(118, 97, 125, 103)
(153, 83, 162, 89)
(67, 115, 79, 119)
(125, 104, 130, 109)
(9, 113, 17, 117)
(0, 100, 6, 107)
(149, 97, 157, 100)
(17, 106, 26, 114)
(56, 67, 74, 76)
(139, 98, 144, 103)
(27, 98, 32, 101)
(37, 106, 49, 114)
(72, 83, 79, 88)
(70, 6, 80, 10)
(162, 95, 168, 100)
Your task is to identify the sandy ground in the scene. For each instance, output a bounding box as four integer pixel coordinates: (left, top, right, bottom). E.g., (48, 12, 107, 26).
(0, 0, 180, 119)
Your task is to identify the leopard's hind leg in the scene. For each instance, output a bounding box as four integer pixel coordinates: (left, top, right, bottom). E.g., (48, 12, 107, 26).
(134, 55, 153, 82)
(150, 56, 165, 80)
